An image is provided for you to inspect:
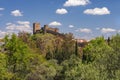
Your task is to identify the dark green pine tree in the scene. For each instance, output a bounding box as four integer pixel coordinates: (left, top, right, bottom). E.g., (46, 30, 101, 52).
(75, 40, 78, 56)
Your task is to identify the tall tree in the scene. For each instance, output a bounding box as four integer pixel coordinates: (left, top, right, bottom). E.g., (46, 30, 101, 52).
(4, 34, 31, 79)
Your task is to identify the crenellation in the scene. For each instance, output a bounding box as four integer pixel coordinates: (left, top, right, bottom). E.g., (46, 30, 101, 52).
(33, 22, 60, 35)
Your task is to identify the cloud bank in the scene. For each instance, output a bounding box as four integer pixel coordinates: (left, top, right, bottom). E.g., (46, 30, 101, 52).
(101, 28, 116, 33)
(84, 7, 110, 15)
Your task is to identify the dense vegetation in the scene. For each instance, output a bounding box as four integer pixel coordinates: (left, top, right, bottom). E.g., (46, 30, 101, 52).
(0, 32, 120, 80)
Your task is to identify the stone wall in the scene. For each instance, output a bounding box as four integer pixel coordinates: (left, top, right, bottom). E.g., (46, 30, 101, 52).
(33, 23, 41, 34)
(33, 23, 63, 37)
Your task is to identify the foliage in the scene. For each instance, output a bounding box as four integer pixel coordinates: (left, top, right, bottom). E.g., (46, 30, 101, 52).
(57, 55, 99, 80)
(1, 33, 120, 80)
(83, 36, 120, 80)
(0, 53, 13, 79)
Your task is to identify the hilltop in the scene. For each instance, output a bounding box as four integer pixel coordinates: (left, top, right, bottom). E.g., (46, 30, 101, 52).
(0, 22, 120, 80)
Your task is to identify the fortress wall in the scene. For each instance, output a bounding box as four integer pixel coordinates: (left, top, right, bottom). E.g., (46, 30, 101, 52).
(33, 23, 41, 34)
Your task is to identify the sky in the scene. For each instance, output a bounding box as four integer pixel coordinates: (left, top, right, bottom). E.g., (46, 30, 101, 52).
(0, 0, 120, 40)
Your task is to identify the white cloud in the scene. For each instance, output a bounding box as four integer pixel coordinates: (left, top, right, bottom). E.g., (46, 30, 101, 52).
(17, 21, 30, 25)
(0, 30, 7, 38)
(49, 21, 62, 26)
(96, 27, 100, 30)
(56, 8, 68, 14)
(6, 23, 12, 26)
(0, 8, 4, 17)
(84, 7, 110, 15)
(101, 28, 116, 33)
(17, 21, 30, 28)
(69, 25, 74, 28)
(6, 23, 16, 30)
(118, 30, 120, 33)
(76, 28, 92, 33)
(6, 21, 32, 32)
(64, 0, 90, 7)
(0, 8, 4, 10)
(0, 21, 31, 38)
(11, 10, 23, 16)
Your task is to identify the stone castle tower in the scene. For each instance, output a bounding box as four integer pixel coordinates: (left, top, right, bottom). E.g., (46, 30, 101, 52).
(33, 23, 41, 34)
(33, 22, 59, 34)
(43, 25, 49, 34)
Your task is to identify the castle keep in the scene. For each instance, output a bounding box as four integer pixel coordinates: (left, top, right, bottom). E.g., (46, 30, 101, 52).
(33, 23, 41, 34)
(33, 23, 61, 35)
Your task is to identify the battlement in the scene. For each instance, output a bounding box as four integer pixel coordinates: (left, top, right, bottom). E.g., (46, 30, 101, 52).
(43, 25, 59, 33)
(33, 23, 59, 35)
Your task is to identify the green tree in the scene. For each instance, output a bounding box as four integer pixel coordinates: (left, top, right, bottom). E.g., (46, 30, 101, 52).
(59, 55, 99, 80)
(82, 37, 110, 63)
(54, 33, 75, 63)
(25, 55, 61, 80)
(83, 36, 120, 80)
(0, 53, 13, 80)
(4, 34, 31, 80)
(34, 34, 55, 56)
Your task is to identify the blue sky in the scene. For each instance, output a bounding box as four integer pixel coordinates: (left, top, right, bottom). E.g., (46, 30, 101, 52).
(0, 0, 120, 40)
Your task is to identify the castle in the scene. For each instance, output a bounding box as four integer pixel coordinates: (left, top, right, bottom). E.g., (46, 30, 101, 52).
(33, 23, 59, 34)
(33, 23, 90, 47)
